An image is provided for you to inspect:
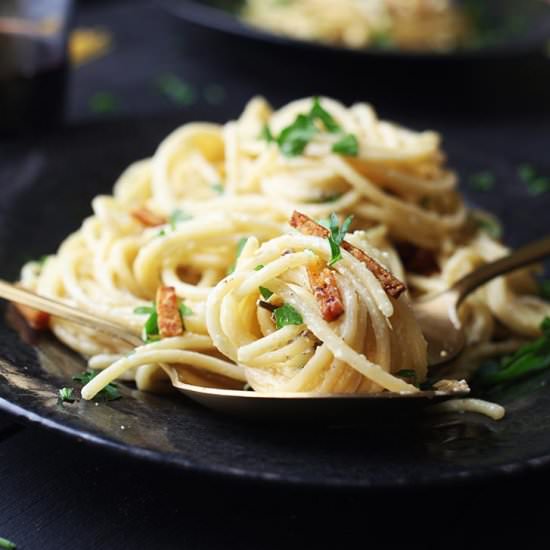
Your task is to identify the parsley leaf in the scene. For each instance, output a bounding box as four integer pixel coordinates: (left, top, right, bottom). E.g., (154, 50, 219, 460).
(179, 303, 193, 317)
(395, 369, 418, 386)
(228, 237, 249, 274)
(0, 537, 16, 550)
(211, 183, 224, 194)
(310, 96, 340, 133)
(518, 163, 550, 196)
(475, 317, 550, 387)
(157, 74, 196, 106)
(277, 114, 317, 157)
(327, 213, 354, 266)
(73, 370, 121, 401)
(259, 287, 273, 300)
(261, 124, 274, 142)
(134, 305, 155, 315)
(274, 304, 303, 329)
(254, 264, 264, 271)
(332, 134, 359, 156)
(58, 387, 75, 403)
(469, 171, 495, 192)
(169, 209, 192, 230)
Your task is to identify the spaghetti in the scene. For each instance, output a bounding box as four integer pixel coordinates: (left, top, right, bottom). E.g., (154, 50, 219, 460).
(18, 96, 550, 404)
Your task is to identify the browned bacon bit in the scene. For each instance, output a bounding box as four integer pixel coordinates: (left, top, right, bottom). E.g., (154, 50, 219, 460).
(290, 210, 407, 298)
(156, 286, 184, 338)
(131, 207, 166, 227)
(395, 242, 439, 276)
(307, 261, 345, 322)
(13, 303, 50, 331)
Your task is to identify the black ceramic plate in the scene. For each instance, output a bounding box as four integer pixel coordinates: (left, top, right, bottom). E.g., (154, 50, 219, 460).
(160, 0, 550, 59)
(1, 115, 550, 490)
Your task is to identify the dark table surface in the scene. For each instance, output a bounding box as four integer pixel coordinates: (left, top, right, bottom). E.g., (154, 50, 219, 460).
(1, 1, 550, 548)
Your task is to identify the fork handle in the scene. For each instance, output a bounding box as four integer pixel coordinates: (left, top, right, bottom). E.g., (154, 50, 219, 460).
(0, 279, 143, 347)
(452, 235, 550, 304)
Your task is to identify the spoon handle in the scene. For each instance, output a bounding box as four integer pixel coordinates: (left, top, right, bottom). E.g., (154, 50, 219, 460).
(452, 235, 550, 304)
(0, 279, 142, 347)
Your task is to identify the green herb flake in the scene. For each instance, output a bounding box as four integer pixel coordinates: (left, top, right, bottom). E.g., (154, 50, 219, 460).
(310, 96, 340, 133)
(169, 209, 192, 230)
(37, 255, 50, 266)
(179, 303, 193, 317)
(395, 369, 418, 386)
(89, 91, 119, 114)
(157, 229, 167, 238)
(259, 286, 273, 300)
(332, 134, 359, 157)
(261, 124, 274, 143)
(211, 183, 224, 194)
(228, 237, 249, 274)
(277, 113, 317, 157)
(274, 304, 303, 329)
(327, 213, 354, 266)
(469, 171, 495, 192)
(254, 264, 264, 271)
(58, 387, 75, 404)
(475, 317, 550, 388)
(0, 537, 16, 550)
(157, 74, 196, 106)
(134, 305, 155, 315)
(73, 370, 121, 401)
(517, 163, 550, 196)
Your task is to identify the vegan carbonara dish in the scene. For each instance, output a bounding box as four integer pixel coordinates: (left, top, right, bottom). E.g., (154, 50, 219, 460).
(243, 0, 470, 52)
(16, 97, 550, 413)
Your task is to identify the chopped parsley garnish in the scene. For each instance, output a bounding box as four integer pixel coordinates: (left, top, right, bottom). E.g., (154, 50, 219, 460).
(395, 369, 418, 386)
(58, 387, 75, 403)
(0, 537, 16, 550)
(518, 163, 550, 196)
(277, 113, 317, 156)
(37, 255, 50, 266)
(89, 91, 119, 114)
(259, 287, 273, 300)
(211, 183, 224, 194)
(310, 96, 340, 133)
(179, 303, 193, 317)
(169, 209, 192, 230)
(326, 213, 354, 266)
(470, 212, 502, 240)
(134, 304, 160, 342)
(157, 74, 196, 106)
(73, 371, 121, 401)
(262, 97, 358, 158)
(228, 237, 249, 274)
(261, 124, 274, 143)
(254, 264, 264, 271)
(274, 304, 303, 329)
(541, 280, 550, 301)
(157, 228, 167, 238)
(332, 134, 359, 157)
(469, 171, 495, 192)
(475, 317, 550, 388)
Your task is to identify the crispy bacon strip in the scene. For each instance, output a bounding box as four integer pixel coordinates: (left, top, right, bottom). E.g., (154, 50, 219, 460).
(156, 286, 183, 338)
(307, 260, 345, 322)
(290, 210, 406, 298)
(131, 207, 166, 227)
(13, 303, 50, 330)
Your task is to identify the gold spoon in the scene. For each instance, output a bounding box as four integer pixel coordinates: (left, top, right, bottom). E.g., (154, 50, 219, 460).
(0, 236, 548, 418)
(413, 235, 550, 367)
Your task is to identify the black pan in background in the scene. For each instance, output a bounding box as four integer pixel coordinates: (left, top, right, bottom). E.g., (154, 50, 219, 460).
(0, 114, 550, 490)
(160, 0, 550, 60)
